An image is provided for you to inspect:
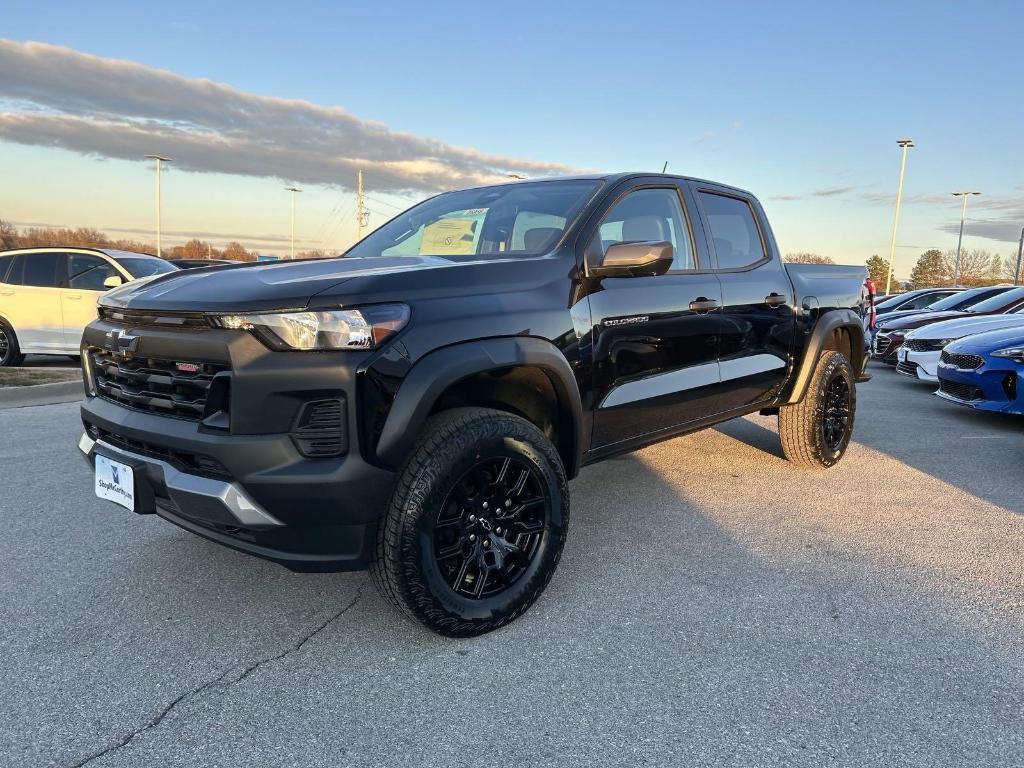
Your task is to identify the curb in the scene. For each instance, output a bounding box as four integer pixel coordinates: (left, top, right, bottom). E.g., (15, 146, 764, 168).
(0, 380, 83, 410)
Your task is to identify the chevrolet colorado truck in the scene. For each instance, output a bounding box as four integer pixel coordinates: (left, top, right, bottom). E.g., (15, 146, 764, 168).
(78, 173, 869, 636)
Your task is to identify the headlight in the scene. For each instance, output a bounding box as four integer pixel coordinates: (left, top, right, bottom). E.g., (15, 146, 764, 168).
(211, 304, 409, 350)
(991, 346, 1024, 363)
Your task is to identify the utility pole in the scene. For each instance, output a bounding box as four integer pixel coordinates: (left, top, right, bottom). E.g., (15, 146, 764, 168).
(884, 139, 913, 295)
(144, 155, 171, 258)
(207, 242, 212, 260)
(951, 191, 980, 286)
(1014, 226, 1023, 287)
(356, 170, 365, 241)
(285, 186, 302, 259)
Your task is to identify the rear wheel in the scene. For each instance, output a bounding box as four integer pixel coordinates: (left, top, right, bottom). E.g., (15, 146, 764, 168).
(371, 407, 569, 637)
(0, 321, 25, 367)
(779, 351, 856, 468)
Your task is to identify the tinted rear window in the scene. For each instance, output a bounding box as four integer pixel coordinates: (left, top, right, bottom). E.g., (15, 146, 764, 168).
(966, 287, 1024, 313)
(9, 252, 63, 287)
(0, 255, 13, 283)
(928, 286, 1009, 311)
(698, 192, 767, 269)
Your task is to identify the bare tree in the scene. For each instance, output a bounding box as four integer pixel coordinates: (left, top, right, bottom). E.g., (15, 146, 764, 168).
(784, 252, 835, 265)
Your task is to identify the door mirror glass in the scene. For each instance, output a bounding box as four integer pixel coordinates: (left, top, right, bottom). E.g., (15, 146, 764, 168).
(103, 274, 124, 289)
(592, 241, 674, 277)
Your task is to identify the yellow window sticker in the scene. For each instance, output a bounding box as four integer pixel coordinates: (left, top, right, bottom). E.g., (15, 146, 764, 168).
(419, 217, 478, 255)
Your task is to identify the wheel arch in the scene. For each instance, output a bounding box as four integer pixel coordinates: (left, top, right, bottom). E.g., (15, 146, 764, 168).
(373, 337, 584, 478)
(783, 309, 866, 405)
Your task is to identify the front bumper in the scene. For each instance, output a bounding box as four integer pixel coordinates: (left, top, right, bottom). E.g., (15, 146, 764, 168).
(895, 349, 939, 382)
(935, 361, 1023, 415)
(78, 315, 396, 571)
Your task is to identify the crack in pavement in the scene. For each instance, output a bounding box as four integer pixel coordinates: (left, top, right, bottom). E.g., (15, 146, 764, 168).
(65, 583, 365, 768)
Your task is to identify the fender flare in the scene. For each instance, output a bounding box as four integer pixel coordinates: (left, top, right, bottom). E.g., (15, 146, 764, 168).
(784, 309, 866, 405)
(374, 336, 585, 477)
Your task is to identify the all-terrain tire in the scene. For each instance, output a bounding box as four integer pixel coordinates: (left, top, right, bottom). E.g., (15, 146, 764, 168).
(370, 407, 569, 637)
(779, 351, 856, 469)
(0, 320, 25, 367)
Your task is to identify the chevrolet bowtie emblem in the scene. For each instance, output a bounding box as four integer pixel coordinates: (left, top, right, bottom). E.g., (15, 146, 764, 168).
(104, 328, 139, 356)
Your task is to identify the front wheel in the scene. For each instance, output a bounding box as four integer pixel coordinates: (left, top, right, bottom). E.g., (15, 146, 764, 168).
(371, 407, 569, 637)
(778, 351, 856, 469)
(0, 321, 25, 367)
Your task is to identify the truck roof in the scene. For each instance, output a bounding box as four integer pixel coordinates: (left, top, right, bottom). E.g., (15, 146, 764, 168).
(472, 172, 756, 199)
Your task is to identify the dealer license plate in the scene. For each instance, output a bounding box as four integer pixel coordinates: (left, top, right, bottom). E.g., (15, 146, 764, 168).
(95, 454, 135, 511)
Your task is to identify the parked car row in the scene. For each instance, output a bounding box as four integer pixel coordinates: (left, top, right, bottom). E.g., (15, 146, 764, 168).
(871, 284, 1024, 416)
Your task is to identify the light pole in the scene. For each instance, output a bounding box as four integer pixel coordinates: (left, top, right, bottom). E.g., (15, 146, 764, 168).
(1014, 227, 1023, 287)
(285, 186, 302, 259)
(884, 139, 914, 295)
(951, 191, 980, 286)
(144, 155, 171, 258)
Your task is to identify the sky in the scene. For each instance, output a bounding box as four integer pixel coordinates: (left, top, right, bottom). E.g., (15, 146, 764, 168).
(1, 0, 1023, 274)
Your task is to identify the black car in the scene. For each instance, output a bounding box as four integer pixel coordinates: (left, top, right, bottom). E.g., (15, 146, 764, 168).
(874, 287, 962, 317)
(77, 173, 869, 636)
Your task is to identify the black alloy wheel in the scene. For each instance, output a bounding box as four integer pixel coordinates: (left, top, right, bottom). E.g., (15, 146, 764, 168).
(431, 455, 549, 600)
(821, 373, 852, 453)
(371, 407, 569, 637)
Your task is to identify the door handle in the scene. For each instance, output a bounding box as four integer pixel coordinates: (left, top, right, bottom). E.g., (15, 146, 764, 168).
(0, 289, 13, 296)
(764, 293, 787, 307)
(688, 298, 720, 313)
(65, 294, 83, 300)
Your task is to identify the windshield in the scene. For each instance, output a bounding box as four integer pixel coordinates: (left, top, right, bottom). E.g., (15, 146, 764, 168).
(928, 286, 1009, 311)
(345, 180, 602, 259)
(965, 286, 1024, 313)
(114, 256, 178, 278)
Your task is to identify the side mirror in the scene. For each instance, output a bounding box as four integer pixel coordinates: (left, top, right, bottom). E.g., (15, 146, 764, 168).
(103, 274, 124, 289)
(590, 241, 674, 278)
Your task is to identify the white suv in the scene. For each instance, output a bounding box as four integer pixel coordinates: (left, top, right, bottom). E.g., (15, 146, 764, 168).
(0, 248, 177, 366)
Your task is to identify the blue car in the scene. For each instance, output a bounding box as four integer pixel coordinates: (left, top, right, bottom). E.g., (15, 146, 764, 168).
(935, 326, 1024, 415)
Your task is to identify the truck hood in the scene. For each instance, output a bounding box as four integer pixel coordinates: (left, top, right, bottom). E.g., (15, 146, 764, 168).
(910, 313, 1024, 340)
(99, 255, 512, 312)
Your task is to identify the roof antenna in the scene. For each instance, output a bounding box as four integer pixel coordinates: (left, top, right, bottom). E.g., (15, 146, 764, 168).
(661, 161, 669, 173)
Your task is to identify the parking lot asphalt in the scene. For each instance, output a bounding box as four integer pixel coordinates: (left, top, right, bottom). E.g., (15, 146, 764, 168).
(0, 364, 1020, 768)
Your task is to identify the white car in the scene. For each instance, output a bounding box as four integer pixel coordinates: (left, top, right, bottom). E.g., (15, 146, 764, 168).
(0, 248, 177, 366)
(896, 307, 1024, 381)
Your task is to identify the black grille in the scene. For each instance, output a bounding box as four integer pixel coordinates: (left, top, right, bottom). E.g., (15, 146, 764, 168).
(89, 348, 229, 421)
(904, 339, 939, 352)
(896, 360, 919, 377)
(98, 306, 211, 328)
(87, 424, 230, 479)
(291, 398, 347, 458)
(938, 378, 983, 402)
(940, 350, 984, 370)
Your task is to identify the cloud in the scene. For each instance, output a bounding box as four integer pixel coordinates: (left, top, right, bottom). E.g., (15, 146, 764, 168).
(771, 186, 854, 201)
(937, 215, 1024, 244)
(0, 39, 581, 193)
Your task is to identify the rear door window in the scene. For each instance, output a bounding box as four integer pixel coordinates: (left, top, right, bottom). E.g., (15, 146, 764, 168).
(698, 192, 767, 269)
(19, 252, 63, 287)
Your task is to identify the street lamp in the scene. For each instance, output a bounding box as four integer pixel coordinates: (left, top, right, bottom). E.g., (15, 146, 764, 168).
(951, 191, 980, 287)
(285, 186, 302, 259)
(884, 139, 914, 295)
(144, 155, 171, 258)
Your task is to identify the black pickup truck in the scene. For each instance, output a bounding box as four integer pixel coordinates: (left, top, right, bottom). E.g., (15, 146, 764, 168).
(78, 173, 869, 636)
